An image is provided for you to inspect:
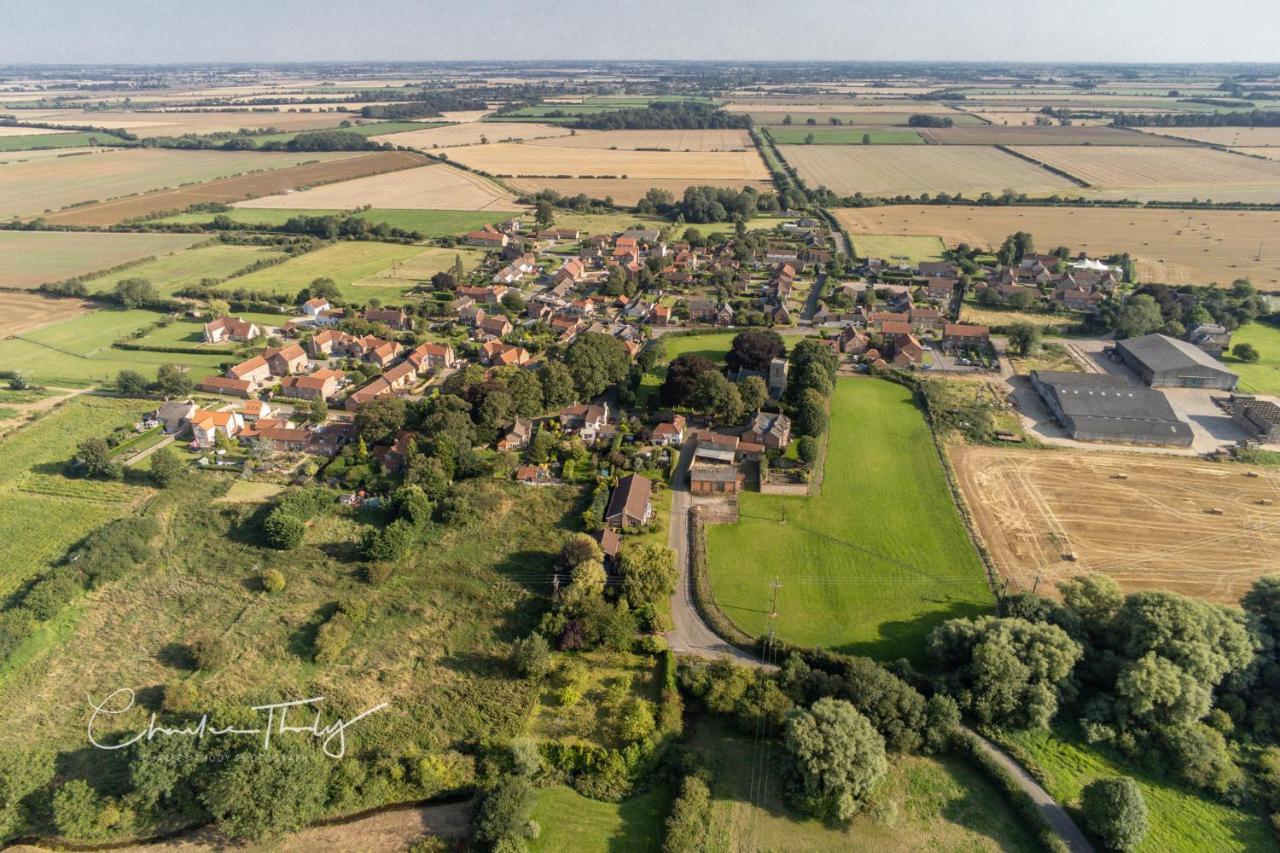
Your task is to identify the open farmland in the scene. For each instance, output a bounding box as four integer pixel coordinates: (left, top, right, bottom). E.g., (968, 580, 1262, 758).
(0, 292, 95, 338)
(221, 240, 426, 303)
(0, 394, 155, 599)
(373, 121, 572, 148)
(1238, 148, 1280, 161)
(779, 144, 1077, 197)
(765, 127, 923, 144)
(850, 233, 946, 263)
(526, 128, 755, 151)
(2, 107, 364, 136)
(155, 206, 505, 237)
(0, 231, 204, 289)
(1225, 322, 1280, 396)
(1135, 127, 1280, 147)
(0, 131, 125, 152)
(0, 126, 73, 137)
(1011, 145, 1280, 203)
(43, 150, 425, 226)
(443, 140, 770, 181)
(833, 205, 1280, 287)
(506, 177, 773, 206)
(706, 378, 992, 662)
(915, 125, 1192, 145)
(235, 161, 521, 211)
(951, 446, 1280, 604)
(79, 243, 287, 296)
(351, 246, 486, 289)
(0, 147, 358, 220)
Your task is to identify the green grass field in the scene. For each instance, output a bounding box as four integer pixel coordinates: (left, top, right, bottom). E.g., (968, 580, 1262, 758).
(767, 127, 924, 145)
(0, 309, 232, 386)
(218, 240, 425, 303)
(0, 131, 133, 152)
(1224, 322, 1280, 397)
(706, 378, 993, 662)
(79, 243, 286, 296)
(998, 728, 1277, 853)
(0, 231, 206, 290)
(0, 394, 155, 599)
(688, 718, 1039, 852)
(154, 206, 506, 237)
(851, 233, 948, 264)
(529, 785, 671, 853)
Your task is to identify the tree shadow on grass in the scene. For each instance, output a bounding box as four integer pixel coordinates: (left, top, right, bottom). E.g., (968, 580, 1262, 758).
(287, 601, 338, 661)
(155, 641, 197, 670)
(832, 598, 992, 664)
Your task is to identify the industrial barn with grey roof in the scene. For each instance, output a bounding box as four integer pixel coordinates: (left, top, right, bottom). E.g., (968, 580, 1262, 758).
(1031, 370, 1194, 446)
(1115, 333, 1239, 390)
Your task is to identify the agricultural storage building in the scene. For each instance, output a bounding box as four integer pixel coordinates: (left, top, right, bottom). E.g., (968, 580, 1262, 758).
(1231, 397, 1280, 442)
(1115, 334, 1238, 390)
(1031, 371, 1194, 446)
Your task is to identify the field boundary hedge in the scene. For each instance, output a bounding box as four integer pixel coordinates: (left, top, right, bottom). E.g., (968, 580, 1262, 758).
(994, 145, 1092, 188)
(687, 507, 756, 650)
(953, 730, 1072, 853)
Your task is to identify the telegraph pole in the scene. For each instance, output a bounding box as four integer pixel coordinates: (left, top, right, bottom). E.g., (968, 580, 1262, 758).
(766, 578, 781, 654)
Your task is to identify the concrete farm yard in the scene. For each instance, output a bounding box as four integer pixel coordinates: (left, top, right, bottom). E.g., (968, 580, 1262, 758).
(706, 379, 992, 662)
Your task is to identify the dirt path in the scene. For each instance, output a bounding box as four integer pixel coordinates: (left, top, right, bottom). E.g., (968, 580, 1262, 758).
(0, 387, 87, 437)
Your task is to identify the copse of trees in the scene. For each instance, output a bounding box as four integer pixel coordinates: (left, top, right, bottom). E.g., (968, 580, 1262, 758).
(1112, 109, 1280, 127)
(359, 92, 487, 119)
(907, 114, 955, 128)
(256, 129, 388, 152)
(572, 101, 751, 131)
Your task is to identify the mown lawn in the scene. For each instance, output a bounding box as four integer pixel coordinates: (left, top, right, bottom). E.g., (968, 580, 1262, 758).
(706, 378, 993, 662)
(530, 784, 672, 853)
(689, 718, 1040, 852)
(638, 331, 740, 407)
(998, 727, 1277, 853)
(1224, 321, 1280, 397)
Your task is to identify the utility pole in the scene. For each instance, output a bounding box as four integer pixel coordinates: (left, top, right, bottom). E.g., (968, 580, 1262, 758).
(1031, 573, 1041, 595)
(552, 572, 560, 597)
(766, 578, 781, 654)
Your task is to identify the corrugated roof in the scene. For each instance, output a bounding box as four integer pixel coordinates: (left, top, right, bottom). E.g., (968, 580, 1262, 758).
(1117, 334, 1238, 377)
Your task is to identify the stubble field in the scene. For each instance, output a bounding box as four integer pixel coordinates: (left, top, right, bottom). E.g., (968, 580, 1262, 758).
(0, 231, 205, 289)
(443, 140, 771, 181)
(525, 128, 755, 151)
(950, 445, 1280, 604)
(833, 205, 1280, 287)
(505, 177, 773, 206)
(915, 126, 1192, 146)
(372, 121, 572, 148)
(235, 161, 521, 211)
(3, 107, 364, 136)
(779, 144, 1078, 197)
(1135, 127, 1280, 147)
(0, 292, 96, 338)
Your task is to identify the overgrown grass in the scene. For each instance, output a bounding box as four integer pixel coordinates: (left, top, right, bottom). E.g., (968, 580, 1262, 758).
(996, 727, 1277, 853)
(529, 784, 672, 853)
(706, 378, 992, 662)
(79, 243, 286, 297)
(1224, 321, 1280, 397)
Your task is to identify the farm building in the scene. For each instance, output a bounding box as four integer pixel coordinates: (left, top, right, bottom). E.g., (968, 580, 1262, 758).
(1031, 370, 1193, 447)
(690, 464, 745, 495)
(1231, 397, 1280, 442)
(1115, 333, 1238, 390)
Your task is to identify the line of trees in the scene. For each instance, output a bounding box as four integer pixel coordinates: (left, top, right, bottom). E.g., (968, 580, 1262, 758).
(572, 101, 751, 131)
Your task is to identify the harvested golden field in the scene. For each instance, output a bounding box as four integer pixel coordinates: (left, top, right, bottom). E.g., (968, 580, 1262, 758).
(1136, 127, 1280, 147)
(42, 150, 425, 226)
(917, 125, 1191, 146)
(951, 445, 1280, 604)
(779, 144, 1077, 197)
(963, 111, 1112, 127)
(0, 148, 356, 219)
(373, 121, 571, 148)
(443, 140, 771, 181)
(833, 205, 1280, 287)
(0, 126, 72, 137)
(1237, 148, 1280, 161)
(0, 292, 95, 338)
(526, 128, 754, 151)
(5, 107, 363, 136)
(236, 161, 521, 211)
(1011, 145, 1280, 203)
(506, 177, 773, 206)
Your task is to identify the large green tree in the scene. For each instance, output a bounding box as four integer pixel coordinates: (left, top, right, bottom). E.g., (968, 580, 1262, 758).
(783, 698, 887, 822)
(565, 333, 631, 398)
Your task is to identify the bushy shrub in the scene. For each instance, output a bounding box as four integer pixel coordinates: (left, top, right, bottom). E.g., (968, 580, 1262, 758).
(662, 776, 711, 852)
(511, 633, 552, 680)
(259, 568, 286, 593)
(1082, 776, 1148, 851)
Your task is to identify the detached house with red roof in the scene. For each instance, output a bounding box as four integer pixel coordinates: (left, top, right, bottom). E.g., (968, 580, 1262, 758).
(226, 356, 272, 388)
(203, 316, 259, 344)
(406, 342, 455, 371)
(464, 225, 508, 248)
(190, 409, 244, 447)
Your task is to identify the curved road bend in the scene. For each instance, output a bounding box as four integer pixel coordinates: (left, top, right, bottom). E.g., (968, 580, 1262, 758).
(662, 441, 1094, 851)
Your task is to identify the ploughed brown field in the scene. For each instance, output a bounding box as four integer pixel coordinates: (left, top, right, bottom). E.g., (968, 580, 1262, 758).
(833, 205, 1280, 287)
(43, 150, 429, 225)
(950, 445, 1280, 604)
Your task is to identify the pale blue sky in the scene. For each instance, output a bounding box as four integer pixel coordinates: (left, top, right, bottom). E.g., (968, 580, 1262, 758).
(0, 0, 1276, 64)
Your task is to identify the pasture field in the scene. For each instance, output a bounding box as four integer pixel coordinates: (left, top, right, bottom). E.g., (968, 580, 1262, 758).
(44, 150, 426, 226)
(0, 231, 205, 289)
(1011, 145, 1280, 203)
(850, 233, 946, 263)
(997, 728, 1276, 853)
(0, 148, 358, 219)
(235, 161, 521, 211)
(1224, 322, 1280, 396)
(688, 719, 1040, 853)
(747, 111, 985, 127)
(0, 292, 96, 339)
(221, 240, 426, 303)
(507, 177, 773, 207)
(16, 308, 171, 356)
(765, 127, 923, 145)
(833, 205, 1280, 287)
(0, 394, 155, 599)
(915, 125, 1192, 146)
(443, 140, 771, 181)
(0, 146, 115, 166)
(528, 128, 755, 151)
(153, 206, 505, 237)
(0, 126, 73, 137)
(2, 107, 361, 136)
(1136, 126, 1280, 147)
(373, 121, 572, 148)
(529, 785, 670, 853)
(0, 130, 128, 151)
(706, 378, 992, 662)
(78, 243, 287, 296)
(778, 144, 1078, 198)
(950, 445, 1280, 603)
(351, 246, 487, 290)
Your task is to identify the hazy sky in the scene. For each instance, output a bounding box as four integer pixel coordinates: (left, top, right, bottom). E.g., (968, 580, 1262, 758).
(1, 0, 1277, 65)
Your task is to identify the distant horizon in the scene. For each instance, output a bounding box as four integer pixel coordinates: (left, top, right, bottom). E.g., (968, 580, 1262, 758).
(2, 0, 1278, 65)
